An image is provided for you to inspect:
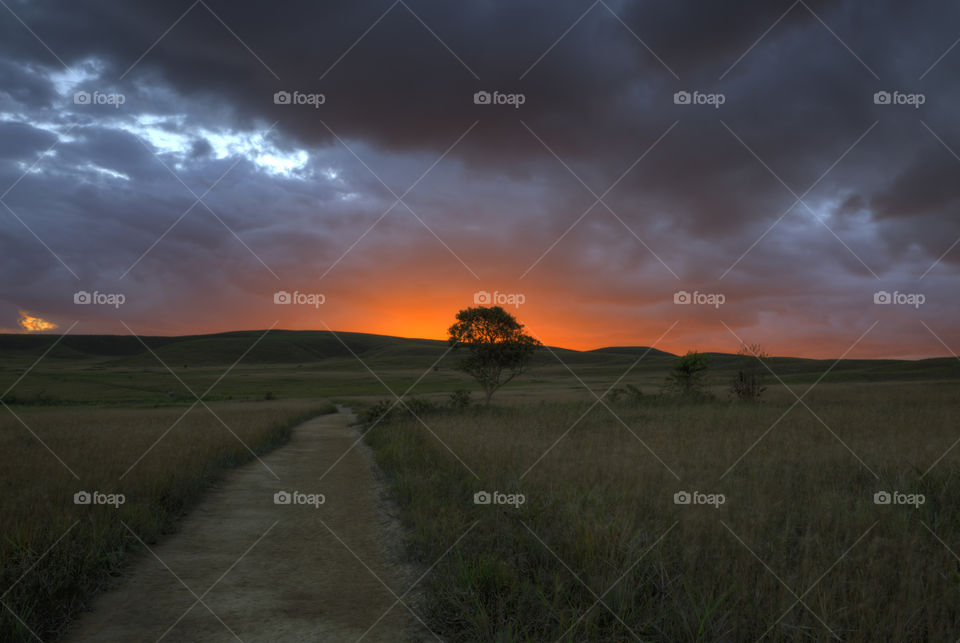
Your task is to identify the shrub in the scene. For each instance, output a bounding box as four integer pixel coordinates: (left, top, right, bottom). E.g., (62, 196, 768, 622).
(360, 400, 396, 426)
(404, 397, 439, 417)
(607, 384, 644, 404)
(360, 397, 440, 426)
(730, 343, 768, 402)
(449, 389, 472, 410)
(664, 351, 710, 396)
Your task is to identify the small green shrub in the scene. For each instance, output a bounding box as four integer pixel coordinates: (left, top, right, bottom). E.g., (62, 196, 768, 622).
(664, 351, 710, 396)
(360, 397, 440, 426)
(449, 389, 472, 410)
(607, 383, 645, 403)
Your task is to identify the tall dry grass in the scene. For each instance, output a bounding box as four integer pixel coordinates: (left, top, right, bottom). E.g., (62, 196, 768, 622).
(365, 382, 960, 641)
(0, 399, 334, 641)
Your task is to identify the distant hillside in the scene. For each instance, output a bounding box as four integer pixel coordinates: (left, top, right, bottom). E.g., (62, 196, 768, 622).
(0, 331, 958, 383)
(588, 346, 676, 358)
(0, 331, 680, 373)
(0, 330, 448, 366)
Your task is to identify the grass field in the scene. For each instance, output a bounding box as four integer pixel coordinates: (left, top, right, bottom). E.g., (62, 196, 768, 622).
(1, 330, 959, 641)
(2, 331, 959, 407)
(0, 399, 335, 641)
(363, 384, 960, 641)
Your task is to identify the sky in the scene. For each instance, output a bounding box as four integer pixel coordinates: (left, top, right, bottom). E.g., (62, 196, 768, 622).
(1, 0, 959, 358)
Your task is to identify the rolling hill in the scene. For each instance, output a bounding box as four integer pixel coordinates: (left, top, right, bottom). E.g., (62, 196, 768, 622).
(0, 330, 957, 395)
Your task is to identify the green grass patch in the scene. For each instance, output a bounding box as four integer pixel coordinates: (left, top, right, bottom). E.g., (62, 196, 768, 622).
(365, 385, 960, 641)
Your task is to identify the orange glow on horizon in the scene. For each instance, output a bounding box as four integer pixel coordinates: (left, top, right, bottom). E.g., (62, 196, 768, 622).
(281, 303, 749, 356)
(40, 285, 951, 360)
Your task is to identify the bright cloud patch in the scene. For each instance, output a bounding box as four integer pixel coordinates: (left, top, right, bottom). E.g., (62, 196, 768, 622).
(18, 312, 57, 332)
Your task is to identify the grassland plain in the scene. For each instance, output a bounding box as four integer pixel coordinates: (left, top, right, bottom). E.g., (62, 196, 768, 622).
(361, 383, 960, 641)
(3, 331, 957, 411)
(0, 400, 336, 641)
(3, 330, 960, 641)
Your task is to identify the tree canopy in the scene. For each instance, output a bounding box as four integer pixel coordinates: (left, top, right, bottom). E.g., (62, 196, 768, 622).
(447, 306, 541, 405)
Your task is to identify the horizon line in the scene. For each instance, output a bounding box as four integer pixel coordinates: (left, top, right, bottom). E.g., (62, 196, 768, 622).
(0, 328, 955, 362)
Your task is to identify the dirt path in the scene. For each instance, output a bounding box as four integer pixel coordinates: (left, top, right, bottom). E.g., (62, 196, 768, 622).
(65, 407, 430, 642)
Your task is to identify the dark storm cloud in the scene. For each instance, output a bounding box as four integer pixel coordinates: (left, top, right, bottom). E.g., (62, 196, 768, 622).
(0, 57, 58, 109)
(3, 1, 959, 182)
(0, 120, 58, 159)
(872, 150, 960, 220)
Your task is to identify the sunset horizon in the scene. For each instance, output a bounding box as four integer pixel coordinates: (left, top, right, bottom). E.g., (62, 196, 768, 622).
(3, 2, 960, 640)
(6, 307, 954, 360)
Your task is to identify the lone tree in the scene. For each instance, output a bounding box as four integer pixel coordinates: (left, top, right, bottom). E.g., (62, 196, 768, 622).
(448, 306, 541, 405)
(664, 350, 710, 396)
